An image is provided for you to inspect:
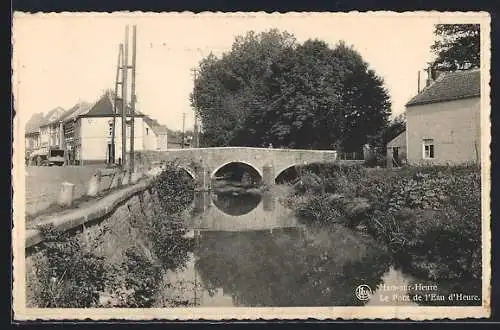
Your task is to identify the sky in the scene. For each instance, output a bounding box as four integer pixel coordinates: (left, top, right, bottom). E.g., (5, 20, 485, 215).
(12, 12, 484, 132)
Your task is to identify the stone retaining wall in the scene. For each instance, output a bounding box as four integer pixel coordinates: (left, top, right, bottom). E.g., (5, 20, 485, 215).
(25, 178, 155, 250)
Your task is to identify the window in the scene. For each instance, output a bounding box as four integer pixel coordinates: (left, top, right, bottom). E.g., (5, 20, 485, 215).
(146, 127, 149, 135)
(108, 122, 113, 137)
(423, 139, 435, 159)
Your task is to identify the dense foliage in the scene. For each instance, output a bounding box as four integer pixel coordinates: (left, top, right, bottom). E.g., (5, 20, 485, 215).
(430, 24, 480, 72)
(28, 162, 196, 308)
(192, 30, 391, 152)
(291, 164, 482, 281)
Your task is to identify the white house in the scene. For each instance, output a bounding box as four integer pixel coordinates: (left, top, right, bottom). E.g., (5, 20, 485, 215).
(405, 69, 481, 165)
(56, 91, 171, 165)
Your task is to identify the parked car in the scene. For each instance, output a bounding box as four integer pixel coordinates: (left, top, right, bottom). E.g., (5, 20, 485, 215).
(29, 148, 65, 166)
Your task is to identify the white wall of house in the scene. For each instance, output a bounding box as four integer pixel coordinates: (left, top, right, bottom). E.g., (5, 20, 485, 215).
(142, 122, 158, 150)
(406, 97, 480, 165)
(79, 116, 145, 163)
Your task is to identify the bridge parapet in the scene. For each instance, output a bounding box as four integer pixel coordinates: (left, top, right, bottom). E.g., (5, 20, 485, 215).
(133, 147, 362, 190)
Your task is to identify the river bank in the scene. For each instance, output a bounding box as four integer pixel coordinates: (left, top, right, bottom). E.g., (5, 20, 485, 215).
(286, 163, 482, 305)
(26, 163, 197, 308)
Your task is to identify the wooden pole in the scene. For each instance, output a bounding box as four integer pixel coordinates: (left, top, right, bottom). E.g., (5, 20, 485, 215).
(191, 67, 199, 148)
(130, 25, 137, 178)
(417, 70, 421, 93)
(111, 44, 123, 165)
(121, 25, 129, 169)
(182, 112, 186, 149)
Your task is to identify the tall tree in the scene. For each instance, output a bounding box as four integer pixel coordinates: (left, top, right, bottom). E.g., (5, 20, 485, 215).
(332, 42, 391, 152)
(191, 31, 391, 151)
(191, 30, 296, 147)
(430, 24, 480, 72)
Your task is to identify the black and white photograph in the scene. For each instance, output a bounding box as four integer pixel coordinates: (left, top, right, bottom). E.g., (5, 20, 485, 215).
(12, 12, 491, 320)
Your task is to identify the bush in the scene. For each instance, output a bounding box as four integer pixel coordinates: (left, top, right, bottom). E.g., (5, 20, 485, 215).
(152, 161, 196, 214)
(289, 163, 482, 281)
(29, 226, 113, 308)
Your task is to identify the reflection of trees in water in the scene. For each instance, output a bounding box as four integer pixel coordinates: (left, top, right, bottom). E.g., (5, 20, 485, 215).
(194, 227, 391, 307)
(213, 192, 262, 216)
(114, 198, 195, 307)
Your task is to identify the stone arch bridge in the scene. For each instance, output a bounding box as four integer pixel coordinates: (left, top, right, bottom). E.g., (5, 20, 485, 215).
(138, 147, 362, 190)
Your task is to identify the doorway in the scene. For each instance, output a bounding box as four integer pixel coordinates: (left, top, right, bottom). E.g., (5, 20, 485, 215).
(392, 147, 401, 167)
(107, 143, 115, 164)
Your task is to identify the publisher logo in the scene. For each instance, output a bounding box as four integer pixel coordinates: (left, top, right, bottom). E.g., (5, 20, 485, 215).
(355, 284, 372, 301)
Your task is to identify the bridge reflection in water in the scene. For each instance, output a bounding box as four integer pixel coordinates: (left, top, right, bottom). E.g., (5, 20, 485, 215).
(157, 189, 393, 307)
(187, 190, 298, 232)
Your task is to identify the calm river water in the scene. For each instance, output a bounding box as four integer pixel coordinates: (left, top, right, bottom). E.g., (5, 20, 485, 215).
(150, 185, 481, 308)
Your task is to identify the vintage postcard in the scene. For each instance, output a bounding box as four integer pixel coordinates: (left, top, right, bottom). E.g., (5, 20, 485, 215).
(12, 11, 491, 321)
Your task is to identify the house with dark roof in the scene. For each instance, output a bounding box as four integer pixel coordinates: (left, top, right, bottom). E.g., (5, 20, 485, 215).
(59, 90, 172, 165)
(64, 90, 150, 165)
(404, 69, 481, 165)
(25, 90, 172, 166)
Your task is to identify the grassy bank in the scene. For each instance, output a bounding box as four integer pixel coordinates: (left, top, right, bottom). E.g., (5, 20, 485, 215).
(26, 162, 196, 308)
(288, 163, 482, 282)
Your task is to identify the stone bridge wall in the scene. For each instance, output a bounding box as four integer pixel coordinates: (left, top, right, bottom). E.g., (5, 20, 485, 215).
(134, 147, 338, 183)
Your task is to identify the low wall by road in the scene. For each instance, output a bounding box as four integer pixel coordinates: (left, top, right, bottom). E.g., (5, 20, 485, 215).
(25, 165, 113, 215)
(25, 178, 154, 250)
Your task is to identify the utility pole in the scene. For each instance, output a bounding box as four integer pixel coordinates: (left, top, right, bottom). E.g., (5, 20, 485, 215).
(121, 25, 129, 169)
(190, 67, 200, 148)
(417, 70, 421, 93)
(111, 43, 124, 165)
(182, 112, 187, 149)
(129, 25, 137, 179)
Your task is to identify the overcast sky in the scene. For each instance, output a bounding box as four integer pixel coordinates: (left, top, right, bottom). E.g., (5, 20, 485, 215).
(12, 12, 485, 132)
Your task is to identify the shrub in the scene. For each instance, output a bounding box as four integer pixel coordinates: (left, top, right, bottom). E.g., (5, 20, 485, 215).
(289, 163, 482, 281)
(29, 226, 112, 308)
(295, 193, 344, 225)
(152, 161, 196, 214)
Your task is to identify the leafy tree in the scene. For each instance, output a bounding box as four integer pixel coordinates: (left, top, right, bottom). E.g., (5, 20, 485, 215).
(430, 24, 480, 72)
(191, 30, 391, 151)
(332, 42, 391, 152)
(191, 30, 296, 147)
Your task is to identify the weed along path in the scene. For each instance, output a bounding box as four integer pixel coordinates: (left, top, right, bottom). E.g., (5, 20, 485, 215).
(24, 162, 482, 308)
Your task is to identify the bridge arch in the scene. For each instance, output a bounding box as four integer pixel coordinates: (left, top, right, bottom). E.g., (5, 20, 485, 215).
(210, 161, 263, 180)
(178, 165, 196, 180)
(274, 163, 304, 184)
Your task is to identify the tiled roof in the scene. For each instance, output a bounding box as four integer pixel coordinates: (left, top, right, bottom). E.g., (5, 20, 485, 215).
(60, 101, 93, 122)
(406, 69, 480, 107)
(81, 91, 144, 117)
(39, 107, 66, 127)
